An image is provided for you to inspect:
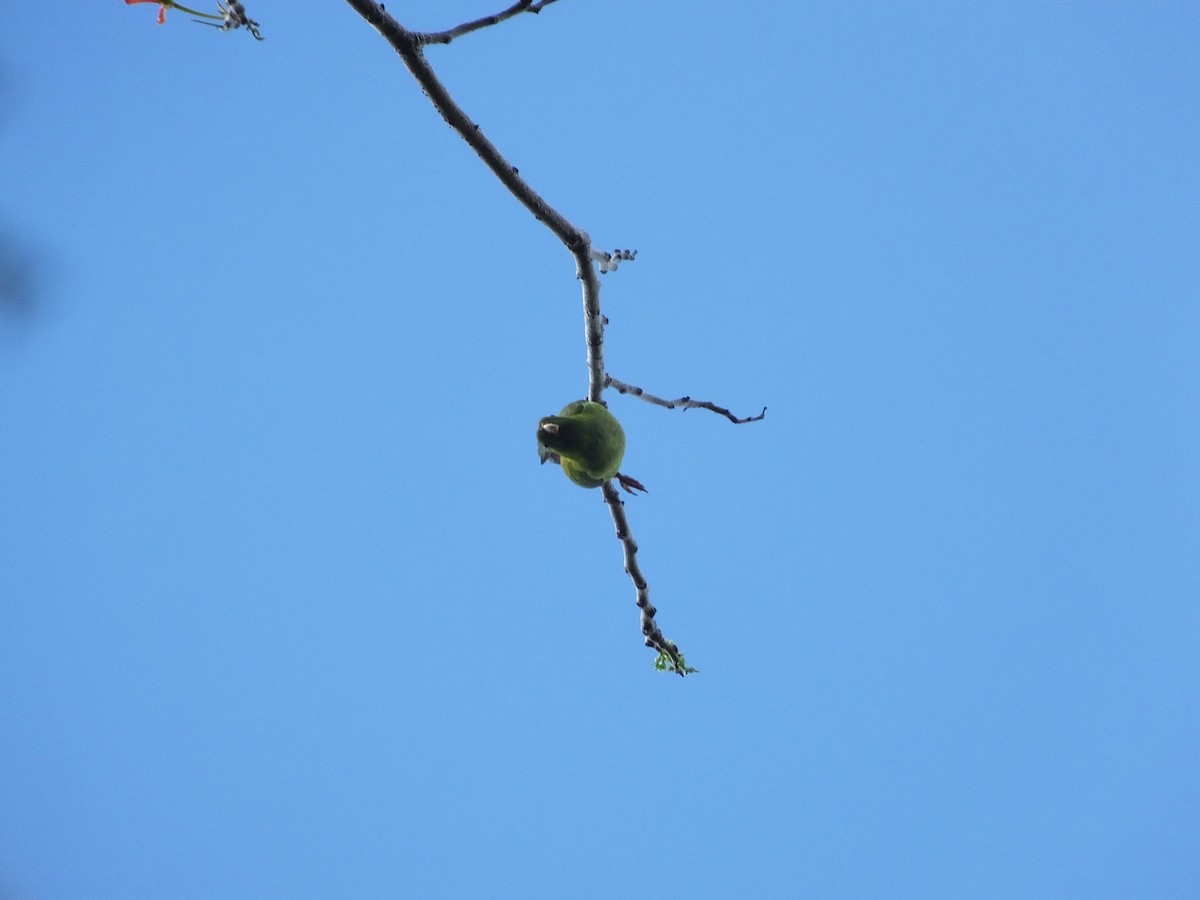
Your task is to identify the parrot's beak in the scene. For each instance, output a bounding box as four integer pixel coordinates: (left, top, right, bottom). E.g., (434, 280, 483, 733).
(537, 419, 559, 465)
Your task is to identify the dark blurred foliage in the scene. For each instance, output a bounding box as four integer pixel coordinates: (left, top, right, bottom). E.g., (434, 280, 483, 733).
(0, 61, 51, 337)
(0, 229, 38, 318)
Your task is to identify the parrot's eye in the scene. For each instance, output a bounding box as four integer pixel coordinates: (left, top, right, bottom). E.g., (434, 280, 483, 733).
(540, 422, 560, 436)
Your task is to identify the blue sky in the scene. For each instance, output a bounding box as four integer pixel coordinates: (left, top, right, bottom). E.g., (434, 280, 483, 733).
(2, 2, 1198, 897)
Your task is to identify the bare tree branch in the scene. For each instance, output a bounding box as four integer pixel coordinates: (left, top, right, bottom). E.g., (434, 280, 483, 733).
(344, 0, 609, 402)
(605, 375, 767, 424)
(600, 482, 692, 676)
(345, 1, 713, 673)
(414, 0, 561, 46)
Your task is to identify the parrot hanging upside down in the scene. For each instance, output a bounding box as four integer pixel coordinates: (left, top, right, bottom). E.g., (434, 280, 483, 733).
(537, 400, 647, 494)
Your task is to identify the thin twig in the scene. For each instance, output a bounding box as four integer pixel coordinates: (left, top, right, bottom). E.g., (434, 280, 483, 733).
(606, 376, 767, 424)
(592, 248, 637, 274)
(415, 0, 560, 46)
(601, 482, 690, 676)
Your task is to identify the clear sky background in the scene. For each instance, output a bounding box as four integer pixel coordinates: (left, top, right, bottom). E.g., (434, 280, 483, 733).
(2, 2, 1198, 898)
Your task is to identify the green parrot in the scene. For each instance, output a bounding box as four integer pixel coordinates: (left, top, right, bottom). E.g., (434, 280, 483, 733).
(537, 400, 647, 493)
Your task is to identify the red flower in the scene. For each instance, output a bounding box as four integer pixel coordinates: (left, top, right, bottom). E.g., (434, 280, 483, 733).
(125, 0, 167, 25)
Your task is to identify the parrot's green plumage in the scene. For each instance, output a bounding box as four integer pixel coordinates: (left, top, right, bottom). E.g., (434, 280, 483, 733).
(537, 400, 626, 488)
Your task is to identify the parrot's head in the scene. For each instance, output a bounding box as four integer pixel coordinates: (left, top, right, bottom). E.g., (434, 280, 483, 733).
(536, 414, 576, 463)
(537, 400, 595, 462)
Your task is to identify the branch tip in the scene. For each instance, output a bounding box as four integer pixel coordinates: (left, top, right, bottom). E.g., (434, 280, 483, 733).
(601, 481, 694, 676)
(606, 376, 767, 424)
(416, 0, 561, 46)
